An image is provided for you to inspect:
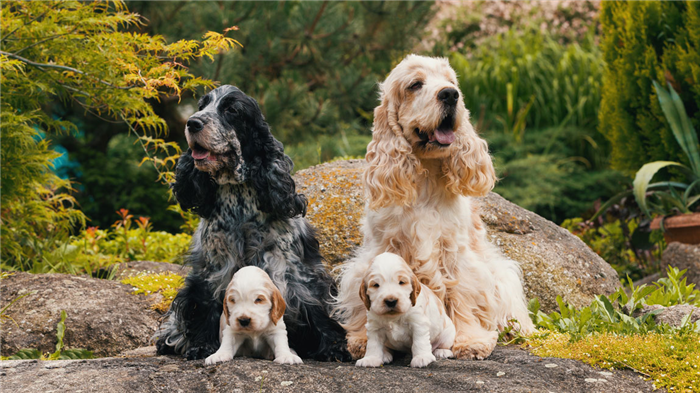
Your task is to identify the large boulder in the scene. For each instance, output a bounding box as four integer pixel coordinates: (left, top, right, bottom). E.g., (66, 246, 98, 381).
(661, 242, 700, 287)
(294, 160, 620, 312)
(0, 273, 160, 358)
(0, 346, 655, 393)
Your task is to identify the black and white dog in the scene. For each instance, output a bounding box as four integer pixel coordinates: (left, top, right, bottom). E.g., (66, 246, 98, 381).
(155, 85, 350, 362)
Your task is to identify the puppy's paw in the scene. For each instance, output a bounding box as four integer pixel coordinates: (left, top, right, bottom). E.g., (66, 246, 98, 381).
(410, 353, 436, 368)
(204, 351, 233, 365)
(347, 334, 367, 360)
(355, 356, 383, 368)
(433, 348, 453, 359)
(274, 353, 303, 365)
(382, 349, 393, 364)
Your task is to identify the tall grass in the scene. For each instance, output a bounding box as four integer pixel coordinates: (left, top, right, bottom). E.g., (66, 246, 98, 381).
(451, 29, 603, 132)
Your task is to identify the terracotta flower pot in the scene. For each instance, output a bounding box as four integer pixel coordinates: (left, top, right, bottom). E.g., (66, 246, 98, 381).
(650, 212, 700, 245)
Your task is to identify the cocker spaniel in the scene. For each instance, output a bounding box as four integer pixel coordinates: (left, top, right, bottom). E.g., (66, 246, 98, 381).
(205, 266, 302, 365)
(155, 85, 349, 362)
(356, 252, 455, 368)
(335, 55, 534, 360)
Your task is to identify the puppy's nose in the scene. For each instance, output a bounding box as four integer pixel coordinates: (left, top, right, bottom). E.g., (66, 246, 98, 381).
(237, 317, 251, 327)
(186, 118, 204, 133)
(384, 298, 398, 308)
(437, 88, 459, 106)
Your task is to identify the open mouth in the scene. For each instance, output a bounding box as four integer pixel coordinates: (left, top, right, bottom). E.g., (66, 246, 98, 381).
(191, 142, 217, 161)
(415, 113, 456, 147)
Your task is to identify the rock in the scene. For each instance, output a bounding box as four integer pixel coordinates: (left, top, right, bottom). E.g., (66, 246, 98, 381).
(641, 304, 700, 328)
(661, 242, 700, 287)
(113, 260, 191, 280)
(0, 346, 655, 393)
(294, 160, 620, 312)
(0, 272, 160, 358)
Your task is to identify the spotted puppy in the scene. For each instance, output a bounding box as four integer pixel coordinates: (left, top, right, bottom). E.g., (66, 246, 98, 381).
(205, 266, 302, 365)
(356, 252, 455, 368)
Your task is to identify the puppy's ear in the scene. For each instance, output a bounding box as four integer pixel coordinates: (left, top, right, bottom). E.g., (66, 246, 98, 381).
(223, 295, 231, 324)
(172, 149, 218, 218)
(359, 279, 371, 310)
(364, 85, 424, 210)
(248, 123, 307, 219)
(268, 282, 286, 325)
(409, 273, 421, 307)
(442, 119, 495, 197)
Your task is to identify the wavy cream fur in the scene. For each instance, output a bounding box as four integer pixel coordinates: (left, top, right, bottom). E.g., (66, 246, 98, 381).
(334, 55, 534, 360)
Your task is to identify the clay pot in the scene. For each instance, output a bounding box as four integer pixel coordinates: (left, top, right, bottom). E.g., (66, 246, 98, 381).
(650, 212, 700, 245)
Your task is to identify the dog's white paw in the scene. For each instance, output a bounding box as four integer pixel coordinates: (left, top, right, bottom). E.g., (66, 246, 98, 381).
(205, 351, 233, 365)
(433, 348, 453, 359)
(410, 353, 436, 368)
(356, 355, 384, 368)
(382, 349, 393, 364)
(274, 353, 303, 365)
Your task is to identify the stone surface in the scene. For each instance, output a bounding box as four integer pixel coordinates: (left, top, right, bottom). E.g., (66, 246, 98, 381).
(661, 242, 700, 287)
(641, 304, 700, 328)
(114, 260, 191, 280)
(0, 346, 655, 393)
(294, 160, 620, 312)
(0, 272, 160, 358)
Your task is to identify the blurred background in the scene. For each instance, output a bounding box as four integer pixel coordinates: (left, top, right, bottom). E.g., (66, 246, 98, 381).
(3, 0, 699, 282)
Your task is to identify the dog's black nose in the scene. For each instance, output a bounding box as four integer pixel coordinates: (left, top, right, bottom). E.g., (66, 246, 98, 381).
(384, 298, 398, 308)
(187, 118, 204, 133)
(238, 317, 251, 327)
(438, 88, 459, 106)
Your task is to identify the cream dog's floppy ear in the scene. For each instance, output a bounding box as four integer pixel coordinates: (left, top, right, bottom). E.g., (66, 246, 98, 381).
(364, 82, 424, 210)
(359, 279, 371, 310)
(223, 295, 231, 324)
(409, 272, 422, 307)
(268, 282, 286, 325)
(442, 118, 496, 197)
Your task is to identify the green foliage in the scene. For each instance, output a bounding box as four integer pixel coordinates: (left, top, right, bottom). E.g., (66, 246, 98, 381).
(529, 266, 699, 341)
(121, 272, 184, 313)
(1, 1, 236, 270)
(0, 311, 94, 360)
(562, 217, 665, 281)
(130, 1, 435, 169)
(599, 1, 700, 175)
(631, 82, 700, 218)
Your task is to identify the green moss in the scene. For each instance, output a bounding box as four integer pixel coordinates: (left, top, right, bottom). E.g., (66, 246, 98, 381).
(526, 331, 700, 393)
(121, 272, 184, 313)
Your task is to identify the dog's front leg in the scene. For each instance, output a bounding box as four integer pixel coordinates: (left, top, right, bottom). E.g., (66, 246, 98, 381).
(355, 326, 386, 367)
(266, 324, 303, 365)
(409, 319, 436, 368)
(450, 311, 498, 360)
(205, 326, 241, 365)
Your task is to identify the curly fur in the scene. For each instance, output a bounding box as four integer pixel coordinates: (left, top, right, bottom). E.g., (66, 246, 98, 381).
(155, 85, 349, 362)
(334, 55, 534, 361)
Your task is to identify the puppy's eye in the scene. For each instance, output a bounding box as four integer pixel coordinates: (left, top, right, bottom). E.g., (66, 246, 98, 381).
(408, 81, 423, 91)
(399, 280, 406, 285)
(225, 106, 236, 115)
(255, 297, 264, 304)
(372, 283, 380, 288)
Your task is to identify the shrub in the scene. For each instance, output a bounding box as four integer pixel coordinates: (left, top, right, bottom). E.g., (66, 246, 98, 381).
(598, 1, 700, 175)
(121, 272, 184, 313)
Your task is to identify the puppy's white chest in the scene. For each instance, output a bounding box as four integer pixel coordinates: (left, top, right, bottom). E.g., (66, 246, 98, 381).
(382, 321, 412, 352)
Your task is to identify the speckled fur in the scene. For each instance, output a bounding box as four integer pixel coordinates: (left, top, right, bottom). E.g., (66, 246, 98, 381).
(154, 86, 349, 362)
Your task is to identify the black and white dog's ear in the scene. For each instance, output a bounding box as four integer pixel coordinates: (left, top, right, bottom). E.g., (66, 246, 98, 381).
(249, 135, 307, 219)
(172, 149, 218, 219)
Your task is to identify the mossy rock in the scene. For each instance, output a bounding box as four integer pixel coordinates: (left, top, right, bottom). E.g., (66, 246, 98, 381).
(294, 160, 620, 312)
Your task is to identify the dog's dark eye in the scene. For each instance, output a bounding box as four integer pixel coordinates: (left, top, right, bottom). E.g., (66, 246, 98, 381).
(224, 106, 236, 115)
(372, 283, 380, 288)
(255, 297, 264, 304)
(399, 280, 406, 285)
(408, 81, 423, 91)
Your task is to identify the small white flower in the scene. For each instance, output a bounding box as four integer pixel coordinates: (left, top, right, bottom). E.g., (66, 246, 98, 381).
(255, 376, 262, 382)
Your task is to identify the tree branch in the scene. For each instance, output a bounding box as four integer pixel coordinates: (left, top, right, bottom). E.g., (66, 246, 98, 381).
(0, 50, 133, 90)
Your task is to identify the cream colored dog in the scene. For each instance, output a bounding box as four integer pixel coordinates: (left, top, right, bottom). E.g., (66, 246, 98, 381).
(356, 253, 455, 368)
(205, 266, 302, 365)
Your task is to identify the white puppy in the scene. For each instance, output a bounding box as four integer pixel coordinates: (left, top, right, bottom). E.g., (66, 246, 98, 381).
(356, 252, 455, 368)
(204, 266, 302, 365)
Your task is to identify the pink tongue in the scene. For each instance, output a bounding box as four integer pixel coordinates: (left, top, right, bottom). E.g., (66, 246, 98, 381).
(434, 129, 455, 144)
(191, 149, 210, 160)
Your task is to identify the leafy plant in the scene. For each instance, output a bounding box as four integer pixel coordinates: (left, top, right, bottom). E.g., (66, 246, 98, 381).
(121, 272, 185, 313)
(0, 311, 94, 360)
